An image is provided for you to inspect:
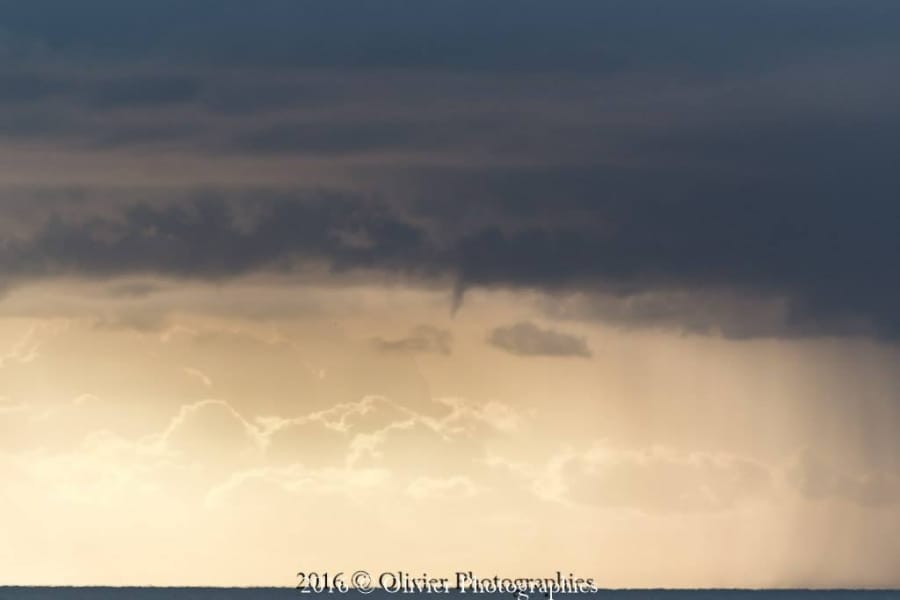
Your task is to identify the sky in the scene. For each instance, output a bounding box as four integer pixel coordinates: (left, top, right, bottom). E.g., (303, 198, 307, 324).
(0, 0, 899, 588)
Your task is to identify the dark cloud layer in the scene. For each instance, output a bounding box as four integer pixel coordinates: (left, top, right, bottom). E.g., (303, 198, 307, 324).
(3, 1, 900, 74)
(2, 185, 900, 339)
(1, 2, 899, 339)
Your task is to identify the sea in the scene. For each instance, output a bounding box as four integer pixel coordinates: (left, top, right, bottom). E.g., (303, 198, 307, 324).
(0, 590, 897, 600)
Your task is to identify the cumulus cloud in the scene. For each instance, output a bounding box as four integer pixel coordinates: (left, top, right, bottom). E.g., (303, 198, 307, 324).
(205, 464, 392, 509)
(787, 449, 900, 507)
(325, 395, 416, 433)
(152, 399, 265, 465)
(0, 321, 64, 368)
(133, 393, 528, 480)
(330, 395, 524, 477)
(182, 367, 213, 388)
(263, 418, 349, 468)
(435, 397, 523, 435)
(548, 445, 771, 513)
(488, 321, 591, 358)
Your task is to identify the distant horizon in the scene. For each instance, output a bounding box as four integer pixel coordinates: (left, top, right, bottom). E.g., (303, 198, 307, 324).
(2, 587, 900, 591)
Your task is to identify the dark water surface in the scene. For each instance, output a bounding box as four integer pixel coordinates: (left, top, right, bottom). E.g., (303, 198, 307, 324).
(1, 590, 898, 600)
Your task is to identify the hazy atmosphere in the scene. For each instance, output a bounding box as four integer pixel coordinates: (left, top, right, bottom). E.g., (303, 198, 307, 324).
(0, 1, 898, 588)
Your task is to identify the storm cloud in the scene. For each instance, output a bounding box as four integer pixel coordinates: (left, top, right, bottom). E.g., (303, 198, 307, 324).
(3, 190, 900, 339)
(0, 1, 899, 340)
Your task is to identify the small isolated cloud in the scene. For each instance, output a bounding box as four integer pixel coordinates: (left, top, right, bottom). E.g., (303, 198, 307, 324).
(372, 325, 452, 355)
(488, 321, 591, 358)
